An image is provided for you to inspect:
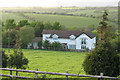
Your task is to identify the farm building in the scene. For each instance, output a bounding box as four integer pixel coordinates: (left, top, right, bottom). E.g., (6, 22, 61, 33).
(28, 30, 96, 50)
(42, 30, 96, 50)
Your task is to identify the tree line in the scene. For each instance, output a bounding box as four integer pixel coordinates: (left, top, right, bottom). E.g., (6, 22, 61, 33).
(2, 19, 64, 48)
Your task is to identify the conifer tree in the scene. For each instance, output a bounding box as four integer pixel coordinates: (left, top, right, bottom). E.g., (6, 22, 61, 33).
(83, 11, 120, 77)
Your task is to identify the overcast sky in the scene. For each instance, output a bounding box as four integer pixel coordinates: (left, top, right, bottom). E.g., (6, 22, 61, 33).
(0, 0, 120, 7)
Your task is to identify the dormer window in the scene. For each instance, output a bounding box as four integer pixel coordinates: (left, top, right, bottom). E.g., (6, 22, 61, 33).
(52, 34, 58, 40)
(45, 36, 49, 39)
(69, 35, 76, 40)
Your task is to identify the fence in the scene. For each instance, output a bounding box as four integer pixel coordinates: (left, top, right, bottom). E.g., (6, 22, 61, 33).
(0, 68, 119, 80)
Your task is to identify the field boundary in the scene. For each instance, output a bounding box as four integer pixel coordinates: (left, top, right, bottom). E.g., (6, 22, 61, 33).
(0, 68, 119, 80)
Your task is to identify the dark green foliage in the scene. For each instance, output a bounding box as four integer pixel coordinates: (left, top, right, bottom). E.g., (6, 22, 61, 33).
(51, 41, 63, 50)
(4, 19, 16, 30)
(38, 40, 43, 49)
(2, 51, 8, 68)
(34, 22, 44, 37)
(8, 50, 29, 69)
(44, 21, 52, 30)
(17, 20, 30, 27)
(52, 21, 62, 30)
(83, 11, 120, 77)
(2, 29, 18, 46)
(30, 21, 39, 27)
(43, 40, 50, 49)
(19, 26, 35, 48)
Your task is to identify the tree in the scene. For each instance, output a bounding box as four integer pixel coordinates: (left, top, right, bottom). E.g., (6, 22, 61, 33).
(2, 51, 8, 68)
(34, 22, 44, 37)
(19, 26, 35, 48)
(44, 21, 52, 30)
(38, 40, 43, 49)
(2, 30, 18, 46)
(8, 50, 29, 69)
(30, 21, 39, 28)
(17, 20, 30, 27)
(52, 21, 62, 30)
(4, 19, 16, 30)
(51, 41, 62, 50)
(83, 11, 120, 77)
(43, 40, 50, 49)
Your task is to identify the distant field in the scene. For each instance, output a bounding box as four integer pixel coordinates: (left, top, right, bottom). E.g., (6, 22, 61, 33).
(2, 12, 117, 30)
(2, 48, 88, 78)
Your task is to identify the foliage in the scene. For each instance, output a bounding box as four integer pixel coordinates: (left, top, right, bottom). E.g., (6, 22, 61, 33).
(43, 40, 50, 49)
(2, 29, 18, 46)
(17, 20, 30, 27)
(8, 50, 29, 69)
(38, 40, 43, 49)
(50, 41, 63, 50)
(4, 19, 16, 30)
(44, 21, 52, 30)
(52, 21, 62, 30)
(83, 11, 120, 77)
(19, 26, 35, 48)
(110, 36, 120, 53)
(30, 21, 39, 27)
(2, 51, 8, 68)
(34, 22, 44, 37)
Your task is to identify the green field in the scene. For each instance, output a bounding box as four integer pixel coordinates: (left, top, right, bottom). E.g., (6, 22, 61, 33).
(2, 48, 88, 78)
(2, 12, 117, 30)
(1, 7, 118, 30)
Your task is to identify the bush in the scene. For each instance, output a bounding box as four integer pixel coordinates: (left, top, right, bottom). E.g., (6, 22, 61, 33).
(38, 40, 43, 49)
(2, 51, 8, 68)
(43, 40, 51, 49)
(51, 41, 63, 50)
(8, 50, 29, 69)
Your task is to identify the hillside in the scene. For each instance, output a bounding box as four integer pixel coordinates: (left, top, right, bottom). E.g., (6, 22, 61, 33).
(1, 7, 118, 30)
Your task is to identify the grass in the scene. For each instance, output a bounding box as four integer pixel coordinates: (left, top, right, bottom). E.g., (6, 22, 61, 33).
(2, 48, 88, 78)
(2, 12, 117, 30)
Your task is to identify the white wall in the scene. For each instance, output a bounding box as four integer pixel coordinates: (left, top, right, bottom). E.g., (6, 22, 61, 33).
(43, 33, 96, 50)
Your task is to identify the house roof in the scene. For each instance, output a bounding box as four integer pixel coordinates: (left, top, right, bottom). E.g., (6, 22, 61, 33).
(33, 37, 42, 42)
(43, 30, 96, 39)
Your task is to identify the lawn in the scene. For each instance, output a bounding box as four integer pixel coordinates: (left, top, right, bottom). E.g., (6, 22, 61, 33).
(2, 48, 88, 78)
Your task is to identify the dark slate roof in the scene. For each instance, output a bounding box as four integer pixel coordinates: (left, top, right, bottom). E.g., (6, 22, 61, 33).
(43, 30, 96, 39)
(33, 37, 42, 42)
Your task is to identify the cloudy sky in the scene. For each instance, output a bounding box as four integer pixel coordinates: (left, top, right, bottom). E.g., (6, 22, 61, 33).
(0, 0, 119, 7)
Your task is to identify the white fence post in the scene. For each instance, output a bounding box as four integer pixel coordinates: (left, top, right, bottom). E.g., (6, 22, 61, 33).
(66, 71, 68, 80)
(10, 66, 12, 80)
(100, 73, 104, 80)
(35, 68, 38, 78)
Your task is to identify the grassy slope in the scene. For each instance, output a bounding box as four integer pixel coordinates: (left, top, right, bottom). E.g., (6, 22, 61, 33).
(2, 48, 88, 78)
(2, 13, 27, 23)
(2, 13, 117, 30)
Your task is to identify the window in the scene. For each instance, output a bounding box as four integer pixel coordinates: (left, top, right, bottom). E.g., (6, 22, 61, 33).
(69, 45, 76, 49)
(81, 45, 86, 49)
(52, 34, 58, 40)
(69, 35, 75, 40)
(81, 38, 86, 44)
(45, 36, 49, 39)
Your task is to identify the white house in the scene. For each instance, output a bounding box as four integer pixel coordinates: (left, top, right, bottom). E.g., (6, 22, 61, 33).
(43, 30, 96, 50)
(27, 37, 42, 49)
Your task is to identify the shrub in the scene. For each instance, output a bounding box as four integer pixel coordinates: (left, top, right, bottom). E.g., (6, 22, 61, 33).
(8, 50, 29, 69)
(51, 41, 62, 50)
(38, 40, 43, 49)
(2, 51, 8, 68)
(43, 40, 51, 49)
